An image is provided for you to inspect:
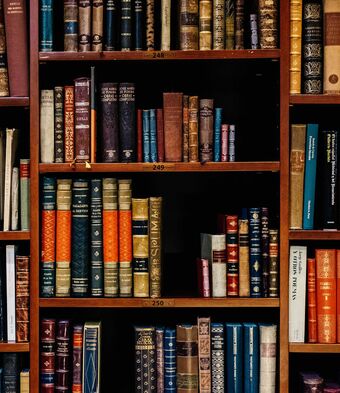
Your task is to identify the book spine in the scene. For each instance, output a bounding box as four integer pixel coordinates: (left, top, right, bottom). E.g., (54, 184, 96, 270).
(211, 234, 227, 297)
(228, 124, 235, 161)
(213, 107, 222, 162)
(302, 0, 322, 93)
(211, 323, 224, 393)
(213, 0, 224, 49)
(198, 317, 211, 392)
(55, 320, 71, 391)
(137, 109, 143, 162)
(3, 353, 18, 392)
(161, 0, 171, 50)
(72, 324, 83, 393)
(132, 198, 149, 297)
(259, 324, 277, 393)
(249, 207, 262, 297)
(105, 0, 117, 50)
(149, 109, 158, 162)
(103, 178, 119, 297)
(0, 0, 8, 97)
(239, 214, 250, 297)
(92, 0, 103, 51)
(41, 177, 56, 297)
(307, 258, 317, 343)
(143, 110, 151, 163)
(199, 0, 212, 50)
(121, 0, 132, 50)
(64, 86, 75, 163)
(119, 82, 136, 162)
(180, 0, 199, 50)
(199, 98, 214, 162)
(337, 250, 340, 343)
(91, 179, 104, 297)
(163, 92, 183, 162)
(82, 323, 101, 392)
(54, 86, 64, 163)
(258, 0, 278, 49)
(189, 96, 199, 162)
(157, 108, 165, 162)
(316, 249, 337, 343)
(135, 0, 143, 50)
(10, 167, 18, 231)
(15, 256, 29, 342)
(0, 129, 4, 225)
(78, 0, 91, 51)
(135, 327, 157, 391)
(290, 0, 303, 94)
(183, 95, 189, 162)
(74, 77, 90, 162)
(235, 0, 244, 49)
(243, 323, 259, 393)
(64, 0, 78, 51)
(100, 82, 119, 162)
(146, 0, 155, 50)
(250, 13, 259, 49)
(20, 370, 29, 393)
(156, 327, 165, 392)
(40, 0, 53, 51)
(40, 318, 56, 392)
(149, 197, 162, 298)
(226, 215, 239, 296)
(40, 90, 55, 163)
(71, 179, 90, 297)
(221, 124, 228, 162)
(19, 159, 30, 231)
(226, 323, 243, 393)
(269, 229, 279, 298)
(261, 207, 270, 297)
(303, 124, 318, 229)
(164, 328, 176, 392)
(225, 0, 235, 49)
(197, 258, 210, 297)
(0, 247, 5, 342)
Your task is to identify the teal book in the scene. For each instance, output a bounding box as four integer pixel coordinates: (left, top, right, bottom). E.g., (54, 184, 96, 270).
(214, 108, 222, 162)
(149, 109, 158, 163)
(243, 323, 259, 393)
(302, 124, 318, 230)
(226, 323, 243, 393)
(143, 110, 150, 163)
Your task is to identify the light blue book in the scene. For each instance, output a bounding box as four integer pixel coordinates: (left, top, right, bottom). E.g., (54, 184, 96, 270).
(143, 110, 150, 163)
(149, 109, 158, 162)
(303, 124, 319, 229)
(243, 323, 259, 393)
(214, 108, 223, 162)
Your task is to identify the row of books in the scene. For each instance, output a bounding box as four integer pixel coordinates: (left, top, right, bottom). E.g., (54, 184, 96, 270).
(135, 321, 277, 393)
(290, 0, 340, 95)
(40, 0, 278, 52)
(0, 129, 30, 231)
(290, 124, 340, 231)
(289, 247, 340, 344)
(199, 208, 279, 298)
(40, 319, 101, 393)
(300, 372, 340, 393)
(41, 176, 162, 298)
(0, 246, 29, 343)
(0, 354, 29, 393)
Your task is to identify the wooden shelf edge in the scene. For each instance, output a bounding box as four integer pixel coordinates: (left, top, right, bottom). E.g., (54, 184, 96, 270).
(289, 230, 340, 240)
(39, 162, 280, 173)
(0, 97, 29, 107)
(290, 94, 340, 105)
(289, 343, 340, 353)
(39, 49, 280, 62)
(39, 297, 280, 308)
(0, 231, 30, 240)
(0, 343, 29, 352)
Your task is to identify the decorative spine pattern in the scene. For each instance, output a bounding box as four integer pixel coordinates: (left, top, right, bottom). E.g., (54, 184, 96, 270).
(249, 207, 262, 297)
(146, 0, 155, 50)
(92, 0, 104, 51)
(261, 207, 270, 297)
(149, 197, 162, 298)
(199, 0, 212, 50)
(64, 86, 75, 163)
(269, 229, 279, 298)
(213, 0, 224, 49)
(64, 0, 78, 51)
(54, 86, 64, 164)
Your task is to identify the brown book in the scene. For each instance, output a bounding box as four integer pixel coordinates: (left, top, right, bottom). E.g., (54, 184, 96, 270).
(258, 0, 278, 49)
(54, 87, 64, 163)
(64, 0, 78, 51)
(307, 257, 317, 343)
(238, 217, 250, 297)
(137, 109, 143, 162)
(163, 92, 183, 162)
(15, 256, 29, 342)
(290, 0, 303, 94)
(197, 317, 211, 392)
(64, 86, 75, 163)
(79, 0, 91, 51)
(269, 229, 279, 298)
(92, 0, 104, 51)
(156, 108, 165, 162)
(146, 0, 155, 50)
(289, 124, 306, 229)
(183, 95, 189, 162)
(189, 96, 199, 162)
(0, 0, 8, 96)
(199, 99, 214, 162)
(180, 0, 199, 50)
(199, 0, 212, 50)
(235, 0, 244, 49)
(3, 0, 28, 96)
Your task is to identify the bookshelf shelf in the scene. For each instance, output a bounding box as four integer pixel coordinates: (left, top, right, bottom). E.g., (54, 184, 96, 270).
(0, 231, 30, 241)
(289, 230, 340, 240)
(290, 94, 340, 105)
(39, 297, 280, 308)
(289, 344, 340, 353)
(39, 49, 281, 62)
(0, 97, 29, 107)
(0, 343, 29, 352)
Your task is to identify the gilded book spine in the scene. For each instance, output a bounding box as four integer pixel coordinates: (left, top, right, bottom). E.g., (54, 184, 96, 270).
(307, 258, 317, 343)
(56, 179, 72, 297)
(64, 0, 78, 51)
(238, 212, 250, 297)
(226, 215, 239, 296)
(92, 0, 103, 51)
(211, 323, 224, 392)
(261, 207, 270, 297)
(82, 322, 101, 392)
(164, 328, 176, 391)
(161, 0, 171, 50)
(189, 96, 199, 162)
(146, 0, 155, 50)
(40, 319, 56, 392)
(72, 324, 83, 393)
(19, 159, 30, 231)
(40, 90, 54, 163)
(121, 0, 132, 50)
(135, 327, 157, 391)
(55, 320, 71, 391)
(180, 0, 199, 50)
(199, 98, 214, 162)
(183, 95, 189, 162)
(269, 229, 279, 298)
(74, 77, 90, 162)
(156, 327, 165, 392)
(149, 197, 162, 298)
(249, 207, 262, 297)
(15, 256, 29, 342)
(198, 317, 211, 392)
(213, 0, 224, 49)
(0, 0, 8, 96)
(64, 86, 75, 163)
(199, 0, 212, 50)
(290, 0, 303, 94)
(91, 179, 103, 297)
(54, 86, 64, 163)
(235, 0, 244, 49)
(258, 0, 278, 49)
(78, 0, 91, 51)
(225, 0, 235, 49)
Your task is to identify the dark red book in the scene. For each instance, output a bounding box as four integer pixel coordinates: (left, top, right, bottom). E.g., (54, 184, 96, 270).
(137, 109, 142, 162)
(197, 258, 210, 297)
(72, 324, 83, 393)
(226, 215, 239, 297)
(55, 320, 71, 391)
(307, 258, 317, 343)
(157, 108, 164, 162)
(40, 319, 56, 393)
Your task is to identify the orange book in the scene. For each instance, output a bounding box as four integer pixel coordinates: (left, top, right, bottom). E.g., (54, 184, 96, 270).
(307, 258, 317, 343)
(337, 250, 340, 342)
(316, 249, 337, 343)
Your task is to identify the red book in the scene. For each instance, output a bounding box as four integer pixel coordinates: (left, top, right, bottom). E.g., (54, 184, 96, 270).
(137, 109, 142, 162)
(197, 258, 210, 297)
(337, 250, 340, 342)
(64, 86, 75, 163)
(221, 124, 229, 162)
(316, 249, 337, 343)
(157, 108, 164, 162)
(307, 258, 317, 343)
(226, 215, 239, 296)
(40, 319, 56, 393)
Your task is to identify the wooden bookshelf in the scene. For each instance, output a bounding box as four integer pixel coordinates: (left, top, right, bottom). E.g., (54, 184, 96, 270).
(0, 231, 30, 241)
(0, 97, 29, 107)
(289, 344, 340, 353)
(290, 94, 340, 105)
(289, 230, 340, 240)
(0, 343, 30, 352)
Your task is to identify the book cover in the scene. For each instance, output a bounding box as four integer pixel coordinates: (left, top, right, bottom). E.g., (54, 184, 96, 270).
(269, 229, 279, 298)
(200, 0, 213, 50)
(156, 327, 165, 392)
(228, 124, 236, 162)
(64, 0, 78, 51)
(213, 108, 222, 162)
(156, 108, 165, 162)
(64, 86, 75, 163)
(163, 92, 183, 162)
(0, 0, 8, 97)
(258, 0, 278, 49)
(290, 0, 303, 94)
(211, 322, 224, 393)
(79, 0, 91, 51)
(164, 328, 176, 392)
(198, 317, 211, 392)
(182, 95, 189, 162)
(40, 90, 54, 163)
(250, 14, 259, 50)
(149, 197, 162, 298)
(197, 258, 210, 297)
(19, 159, 30, 231)
(226, 215, 239, 297)
(146, 0, 155, 50)
(6, 245, 16, 342)
(40, 0, 53, 51)
(307, 257, 317, 343)
(249, 207, 262, 297)
(92, 0, 104, 51)
(121, 0, 132, 50)
(135, 327, 156, 392)
(15, 255, 29, 342)
(83, 322, 101, 393)
(10, 166, 18, 231)
(54, 86, 64, 163)
(189, 96, 199, 162)
(20, 369, 29, 393)
(221, 124, 228, 162)
(134, 0, 143, 50)
(105, 0, 117, 50)
(259, 324, 277, 393)
(0, 247, 5, 342)
(55, 320, 71, 391)
(261, 207, 270, 297)
(3, 353, 18, 392)
(243, 323, 259, 393)
(199, 98, 214, 162)
(226, 323, 243, 393)
(235, 0, 244, 49)
(0, 129, 5, 226)
(90, 66, 97, 163)
(137, 109, 143, 162)
(213, 0, 224, 49)
(161, 0, 171, 50)
(239, 210, 250, 297)
(119, 83, 136, 162)
(225, 0, 235, 49)
(40, 318, 56, 392)
(180, 0, 199, 50)
(143, 109, 150, 163)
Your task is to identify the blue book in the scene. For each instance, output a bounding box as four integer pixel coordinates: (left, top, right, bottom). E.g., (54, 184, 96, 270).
(149, 109, 158, 162)
(143, 110, 151, 163)
(105, 0, 117, 50)
(303, 124, 319, 230)
(164, 328, 176, 392)
(211, 323, 225, 393)
(134, 0, 143, 50)
(121, 0, 132, 50)
(214, 108, 223, 162)
(249, 207, 262, 297)
(226, 323, 243, 393)
(40, 0, 53, 51)
(243, 323, 259, 393)
(83, 322, 101, 393)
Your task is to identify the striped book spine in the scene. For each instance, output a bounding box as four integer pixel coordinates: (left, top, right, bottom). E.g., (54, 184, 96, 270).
(54, 86, 64, 163)
(261, 207, 270, 297)
(103, 178, 119, 297)
(149, 197, 162, 298)
(41, 176, 56, 297)
(56, 179, 72, 297)
(71, 179, 90, 297)
(211, 323, 224, 393)
(119, 179, 133, 297)
(213, 108, 222, 162)
(121, 0, 132, 50)
(198, 317, 211, 392)
(83, 322, 101, 392)
(164, 328, 176, 392)
(19, 159, 30, 231)
(243, 323, 259, 393)
(227, 215, 239, 296)
(249, 207, 262, 297)
(91, 179, 104, 297)
(15, 256, 29, 342)
(132, 198, 149, 297)
(149, 109, 157, 163)
(55, 320, 71, 391)
(72, 324, 83, 393)
(226, 323, 243, 393)
(40, 319, 56, 392)
(156, 327, 165, 392)
(64, 86, 75, 163)
(143, 110, 150, 163)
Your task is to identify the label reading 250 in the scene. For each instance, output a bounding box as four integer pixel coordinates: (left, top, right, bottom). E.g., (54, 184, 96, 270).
(142, 299, 175, 307)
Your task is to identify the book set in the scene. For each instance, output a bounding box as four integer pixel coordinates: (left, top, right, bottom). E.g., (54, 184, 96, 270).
(40, 0, 278, 52)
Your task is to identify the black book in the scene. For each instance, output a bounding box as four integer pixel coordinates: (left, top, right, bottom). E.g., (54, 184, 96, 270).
(104, 0, 117, 50)
(119, 83, 136, 162)
(2, 353, 18, 393)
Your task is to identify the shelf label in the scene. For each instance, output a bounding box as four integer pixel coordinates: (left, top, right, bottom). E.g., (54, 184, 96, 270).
(142, 299, 175, 307)
(142, 163, 175, 172)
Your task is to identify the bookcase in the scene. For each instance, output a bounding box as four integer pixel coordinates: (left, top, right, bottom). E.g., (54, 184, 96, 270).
(27, 0, 293, 392)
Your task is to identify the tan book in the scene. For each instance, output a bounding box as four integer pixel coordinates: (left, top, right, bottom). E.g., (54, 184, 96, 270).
(238, 217, 250, 297)
(161, 0, 171, 50)
(149, 197, 162, 298)
(198, 317, 211, 392)
(20, 369, 29, 393)
(189, 96, 199, 162)
(213, 0, 224, 49)
(290, 0, 303, 94)
(40, 90, 54, 163)
(289, 124, 306, 229)
(92, 0, 103, 51)
(199, 0, 212, 50)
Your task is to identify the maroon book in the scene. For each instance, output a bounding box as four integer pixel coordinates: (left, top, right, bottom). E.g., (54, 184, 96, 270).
(157, 108, 164, 162)
(40, 319, 56, 393)
(197, 258, 210, 297)
(137, 109, 142, 162)
(72, 324, 83, 392)
(163, 93, 183, 162)
(55, 320, 71, 391)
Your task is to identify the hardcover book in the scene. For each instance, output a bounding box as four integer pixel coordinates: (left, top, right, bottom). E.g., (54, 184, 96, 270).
(199, 0, 212, 50)
(64, 0, 78, 51)
(135, 327, 156, 392)
(199, 98, 214, 162)
(156, 327, 165, 392)
(54, 86, 64, 163)
(239, 211, 250, 297)
(40, 90, 54, 163)
(290, 0, 303, 94)
(19, 159, 30, 231)
(226, 215, 239, 297)
(79, 0, 91, 51)
(105, 0, 117, 50)
(211, 322, 224, 393)
(149, 197, 162, 298)
(72, 324, 83, 392)
(226, 323, 243, 393)
(249, 207, 262, 297)
(259, 324, 277, 393)
(243, 323, 259, 393)
(164, 328, 176, 392)
(6, 245, 16, 342)
(55, 320, 71, 391)
(163, 92, 183, 162)
(15, 255, 29, 342)
(180, 0, 199, 50)
(307, 257, 317, 343)
(198, 317, 211, 392)
(83, 322, 101, 393)
(119, 83, 136, 162)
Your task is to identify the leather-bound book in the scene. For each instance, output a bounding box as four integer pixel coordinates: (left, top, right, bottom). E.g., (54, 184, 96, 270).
(103, 178, 119, 297)
(143, 109, 150, 162)
(91, 179, 103, 297)
(289, 124, 306, 229)
(302, 0, 322, 94)
(225, 0, 235, 49)
(54, 87, 64, 163)
(55, 320, 71, 391)
(40, 0, 53, 51)
(79, 0, 91, 51)
(40, 90, 55, 163)
(258, 0, 278, 49)
(213, 107, 222, 162)
(41, 176, 56, 297)
(40, 318, 56, 392)
(72, 324, 83, 393)
(199, 98, 214, 162)
(228, 124, 236, 161)
(307, 257, 317, 343)
(56, 179, 72, 297)
(137, 109, 142, 162)
(15, 255, 29, 342)
(226, 323, 243, 393)
(163, 92, 183, 162)
(269, 229, 279, 298)
(20, 159, 30, 231)
(250, 13, 259, 49)
(164, 328, 176, 391)
(146, 0, 155, 50)
(337, 250, 340, 342)
(161, 0, 171, 50)
(199, 0, 212, 50)
(183, 95, 189, 162)
(259, 324, 277, 393)
(226, 215, 239, 297)
(211, 323, 224, 392)
(20, 369, 29, 393)
(121, 0, 132, 50)
(180, 0, 199, 50)
(74, 78, 90, 162)
(149, 197, 162, 298)
(243, 323, 259, 393)
(261, 207, 270, 297)
(235, 0, 244, 49)
(3, 353, 18, 392)
(90, 66, 97, 163)
(135, 327, 156, 392)
(0, 0, 8, 96)
(324, 0, 340, 93)
(316, 249, 336, 343)
(197, 258, 210, 297)
(213, 0, 224, 49)
(105, 0, 117, 50)
(71, 179, 90, 297)
(238, 210, 250, 297)
(176, 324, 198, 393)
(156, 327, 165, 392)
(119, 82, 136, 162)
(290, 0, 303, 94)
(189, 96, 199, 162)
(221, 124, 228, 162)
(249, 207, 262, 297)
(149, 109, 156, 161)
(100, 83, 119, 162)
(3, 0, 28, 96)
(82, 322, 101, 392)
(156, 108, 165, 162)
(92, 0, 103, 51)
(198, 317, 211, 393)
(135, 0, 143, 50)
(64, 86, 75, 163)
(64, 0, 78, 51)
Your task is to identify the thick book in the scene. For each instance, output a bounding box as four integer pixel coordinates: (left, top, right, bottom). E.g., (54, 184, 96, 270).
(64, 86, 75, 163)
(290, 0, 303, 94)
(239, 211, 250, 297)
(164, 328, 176, 392)
(198, 317, 211, 392)
(156, 327, 165, 392)
(226, 215, 239, 297)
(211, 322, 224, 393)
(19, 159, 30, 231)
(243, 323, 259, 393)
(261, 207, 270, 297)
(121, 0, 132, 50)
(40, 0, 53, 51)
(143, 109, 150, 163)
(105, 0, 117, 50)
(258, 0, 278, 49)
(55, 320, 71, 391)
(149, 197, 162, 298)
(64, 0, 78, 51)
(92, 0, 104, 51)
(269, 229, 279, 298)
(161, 0, 171, 50)
(146, 0, 155, 50)
(259, 324, 277, 393)
(83, 322, 101, 393)
(213, 0, 224, 49)
(72, 324, 83, 393)
(226, 323, 243, 393)
(3, 353, 18, 392)
(15, 256, 29, 342)
(119, 83, 136, 162)
(249, 207, 262, 297)
(307, 258, 317, 343)
(163, 92, 183, 162)
(199, 98, 214, 162)
(79, 0, 91, 51)
(235, 0, 244, 49)
(135, 327, 156, 392)
(40, 90, 54, 163)
(0, 0, 8, 97)
(180, 0, 199, 50)
(189, 96, 199, 162)
(6, 245, 16, 342)
(289, 245, 307, 342)
(54, 86, 64, 163)
(134, 0, 143, 50)
(40, 318, 56, 392)
(225, 0, 235, 49)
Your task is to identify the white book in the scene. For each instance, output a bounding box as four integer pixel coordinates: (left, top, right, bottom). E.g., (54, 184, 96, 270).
(40, 89, 54, 163)
(6, 245, 16, 342)
(161, 0, 171, 50)
(259, 324, 277, 393)
(11, 167, 19, 231)
(289, 245, 307, 342)
(0, 129, 5, 224)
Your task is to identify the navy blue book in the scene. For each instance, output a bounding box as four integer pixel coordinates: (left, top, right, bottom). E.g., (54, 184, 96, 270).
(261, 207, 270, 298)
(243, 323, 259, 393)
(164, 328, 176, 392)
(143, 110, 150, 163)
(134, 0, 143, 50)
(121, 0, 132, 50)
(83, 322, 101, 393)
(211, 323, 225, 393)
(135, 327, 156, 392)
(249, 207, 262, 297)
(119, 83, 136, 162)
(149, 109, 158, 162)
(2, 353, 17, 393)
(40, 0, 53, 51)
(226, 323, 243, 393)
(104, 0, 117, 50)
(214, 108, 222, 162)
